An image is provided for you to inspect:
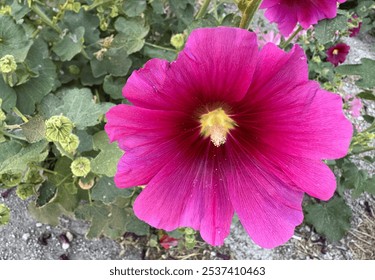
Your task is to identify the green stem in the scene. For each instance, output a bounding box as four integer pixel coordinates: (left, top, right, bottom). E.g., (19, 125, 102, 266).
(0, 130, 27, 141)
(195, 0, 212, 19)
(35, 166, 58, 175)
(350, 147, 375, 155)
(362, 123, 375, 133)
(12, 107, 28, 123)
(239, 0, 262, 29)
(280, 25, 303, 49)
(85, 0, 113, 11)
(144, 42, 177, 53)
(88, 189, 93, 205)
(31, 4, 62, 34)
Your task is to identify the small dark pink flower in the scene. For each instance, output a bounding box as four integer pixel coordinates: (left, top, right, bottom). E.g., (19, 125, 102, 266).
(349, 15, 362, 37)
(260, 0, 346, 36)
(159, 235, 179, 249)
(105, 27, 352, 248)
(326, 43, 350, 66)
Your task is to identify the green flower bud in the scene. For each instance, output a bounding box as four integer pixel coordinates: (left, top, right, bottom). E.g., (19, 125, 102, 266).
(1, 172, 22, 188)
(59, 133, 80, 153)
(68, 65, 80, 75)
(0, 109, 5, 121)
(0, 55, 17, 74)
(71, 157, 91, 177)
(0, 5, 12, 15)
(16, 184, 35, 200)
(170, 34, 185, 50)
(45, 115, 74, 142)
(0, 204, 10, 225)
(184, 227, 195, 235)
(317, 44, 325, 52)
(312, 56, 321, 64)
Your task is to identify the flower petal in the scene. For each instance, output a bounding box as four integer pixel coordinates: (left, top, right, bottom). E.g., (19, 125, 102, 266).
(124, 27, 259, 112)
(225, 143, 304, 249)
(173, 27, 258, 103)
(133, 142, 234, 246)
(238, 44, 352, 160)
(105, 105, 193, 188)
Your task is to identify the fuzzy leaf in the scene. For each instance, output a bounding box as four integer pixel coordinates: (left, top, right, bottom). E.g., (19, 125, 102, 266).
(0, 140, 48, 175)
(90, 48, 132, 78)
(0, 15, 32, 62)
(0, 77, 16, 112)
(123, 0, 147, 17)
(40, 88, 113, 129)
(103, 75, 126, 99)
(15, 38, 58, 114)
(336, 58, 375, 89)
(21, 115, 46, 143)
(91, 131, 123, 177)
(28, 201, 68, 226)
(91, 176, 133, 204)
(305, 197, 352, 241)
(315, 15, 347, 44)
(52, 27, 85, 61)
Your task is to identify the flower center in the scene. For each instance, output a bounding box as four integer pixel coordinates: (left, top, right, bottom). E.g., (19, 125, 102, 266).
(332, 49, 339, 55)
(199, 107, 236, 147)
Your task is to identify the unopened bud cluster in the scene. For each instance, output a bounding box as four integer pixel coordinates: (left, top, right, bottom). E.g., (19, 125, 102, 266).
(0, 55, 17, 74)
(70, 157, 91, 177)
(45, 115, 79, 154)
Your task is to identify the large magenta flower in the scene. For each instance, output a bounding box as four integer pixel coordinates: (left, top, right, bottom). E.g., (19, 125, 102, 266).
(260, 0, 346, 36)
(105, 27, 352, 248)
(326, 43, 350, 67)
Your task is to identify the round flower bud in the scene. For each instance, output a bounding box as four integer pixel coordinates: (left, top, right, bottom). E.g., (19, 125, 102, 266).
(16, 184, 35, 200)
(170, 34, 185, 50)
(71, 157, 91, 177)
(0, 172, 22, 188)
(0, 55, 17, 74)
(68, 65, 80, 75)
(45, 115, 74, 142)
(59, 134, 80, 154)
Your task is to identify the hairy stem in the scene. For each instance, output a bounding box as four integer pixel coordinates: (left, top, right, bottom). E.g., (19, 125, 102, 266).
(195, 0, 212, 19)
(239, 0, 262, 29)
(280, 25, 303, 49)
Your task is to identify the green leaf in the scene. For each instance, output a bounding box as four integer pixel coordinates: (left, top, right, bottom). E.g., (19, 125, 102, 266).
(14, 38, 58, 114)
(150, 0, 165, 14)
(21, 115, 46, 143)
(341, 161, 368, 192)
(28, 201, 68, 226)
(75, 201, 111, 238)
(123, 0, 147, 17)
(36, 181, 57, 207)
(61, 10, 100, 45)
(0, 203, 10, 226)
(91, 176, 133, 204)
(142, 45, 177, 61)
(168, 0, 195, 31)
(357, 91, 375, 101)
(336, 58, 375, 89)
(52, 27, 85, 61)
(40, 88, 113, 129)
(0, 15, 33, 62)
(314, 15, 347, 44)
(352, 177, 375, 198)
(0, 140, 48, 175)
(0, 76, 16, 112)
(76, 129, 93, 153)
(90, 47, 132, 78)
(91, 131, 123, 177)
(103, 75, 126, 99)
(305, 197, 352, 241)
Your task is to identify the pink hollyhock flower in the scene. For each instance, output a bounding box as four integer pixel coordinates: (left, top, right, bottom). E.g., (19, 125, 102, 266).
(260, 0, 346, 36)
(326, 43, 350, 67)
(105, 27, 352, 248)
(349, 97, 362, 118)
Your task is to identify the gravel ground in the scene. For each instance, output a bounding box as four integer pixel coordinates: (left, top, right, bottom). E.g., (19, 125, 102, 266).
(1, 17, 374, 260)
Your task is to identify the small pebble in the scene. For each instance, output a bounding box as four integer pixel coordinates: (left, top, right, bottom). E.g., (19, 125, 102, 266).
(66, 232, 74, 242)
(62, 243, 70, 250)
(22, 233, 30, 241)
(36, 223, 42, 228)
